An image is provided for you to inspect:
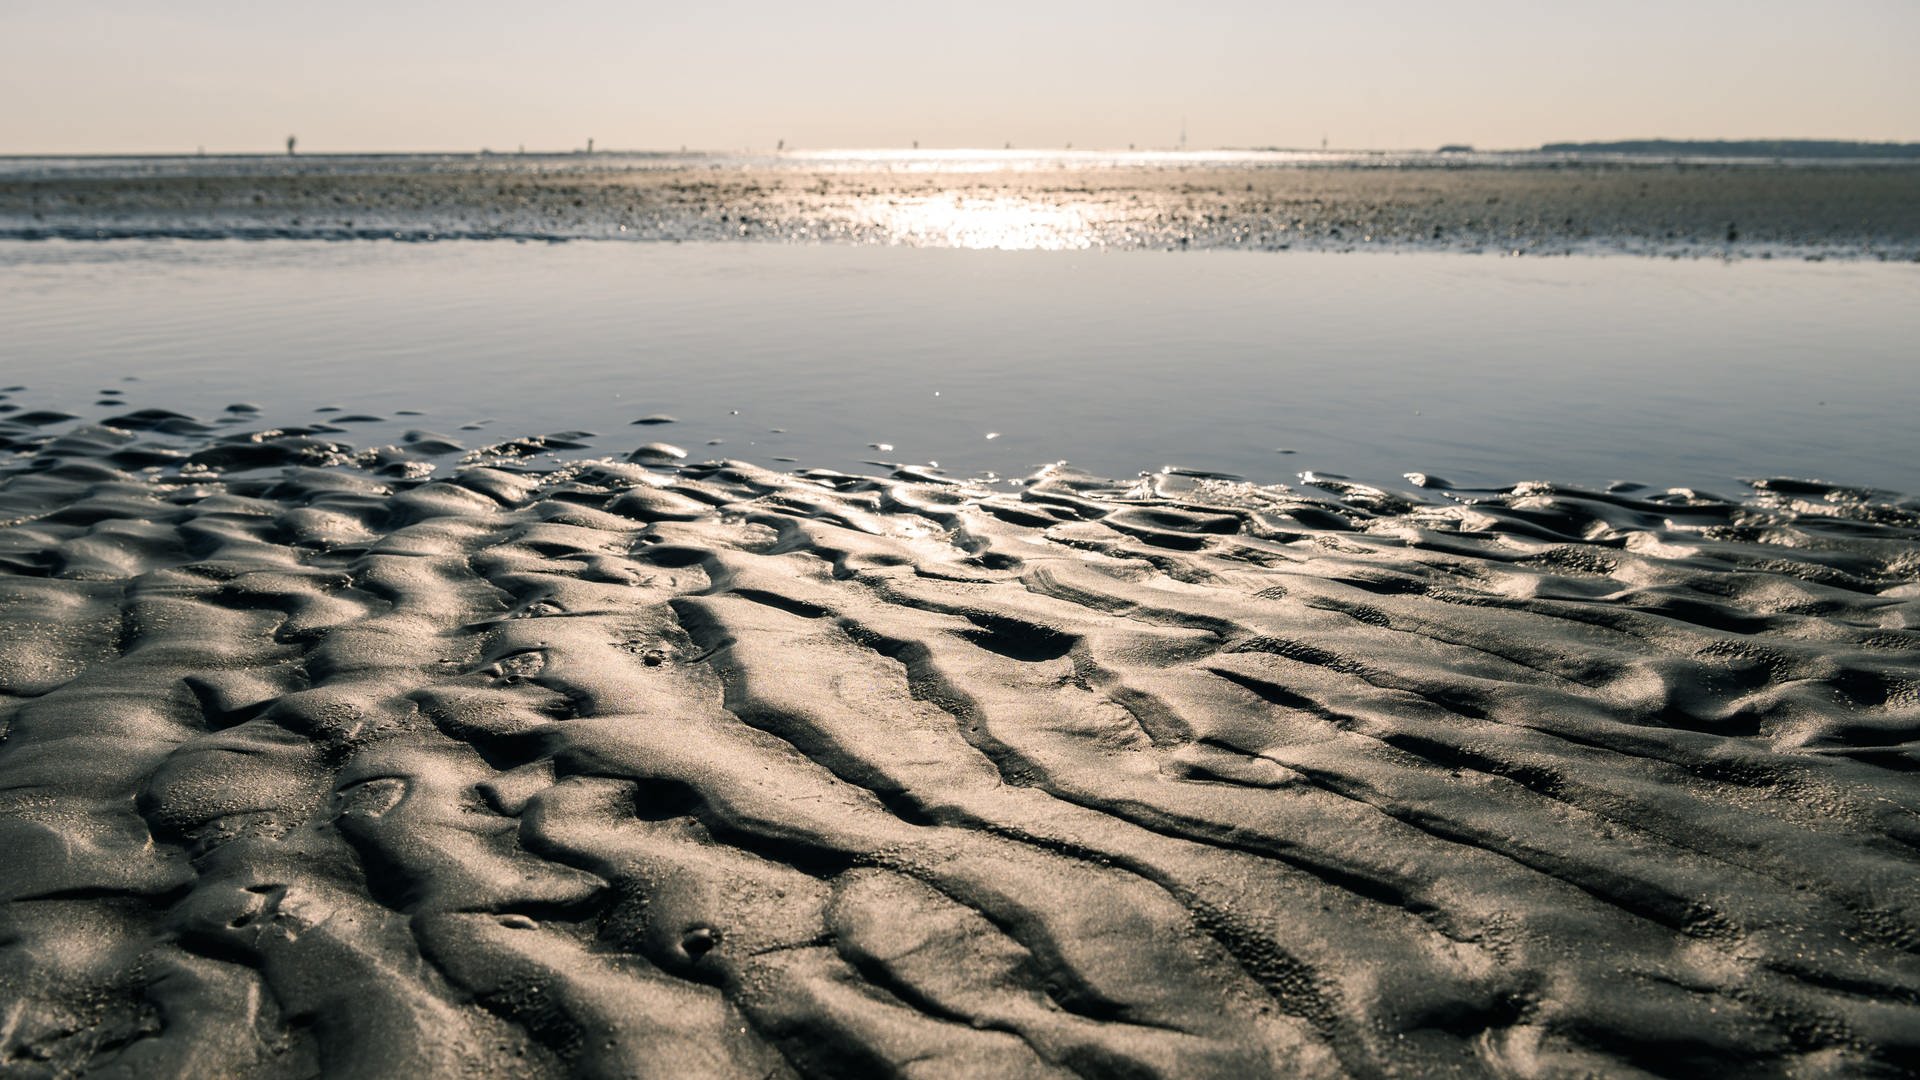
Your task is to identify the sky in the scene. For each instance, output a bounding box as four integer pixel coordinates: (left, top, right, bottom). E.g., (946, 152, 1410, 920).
(3, 0, 1916, 154)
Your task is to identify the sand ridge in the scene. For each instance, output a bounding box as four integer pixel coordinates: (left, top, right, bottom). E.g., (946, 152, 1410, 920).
(1, 411, 1919, 1077)
(4, 161, 1919, 257)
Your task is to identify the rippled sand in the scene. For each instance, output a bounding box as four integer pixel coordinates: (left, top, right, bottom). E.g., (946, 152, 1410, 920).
(5, 159, 1919, 256)
(2, 406, 1918, 1076)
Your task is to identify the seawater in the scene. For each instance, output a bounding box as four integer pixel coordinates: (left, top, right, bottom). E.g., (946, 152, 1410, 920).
(1, 240, 1915, 494)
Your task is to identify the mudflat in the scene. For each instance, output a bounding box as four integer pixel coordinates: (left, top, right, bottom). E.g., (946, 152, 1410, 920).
(2, 408, 1918, 1076)
(4, 157, 1919, 256)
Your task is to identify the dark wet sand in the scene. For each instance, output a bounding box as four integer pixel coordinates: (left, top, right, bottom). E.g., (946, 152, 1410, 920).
(4, 162, 1919, 256)
(2, 406, 1919, 1077)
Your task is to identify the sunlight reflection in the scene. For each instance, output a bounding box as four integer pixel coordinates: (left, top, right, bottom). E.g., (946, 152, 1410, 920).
(783, 148, 1355, 174)
(855, 194, 1105, 250)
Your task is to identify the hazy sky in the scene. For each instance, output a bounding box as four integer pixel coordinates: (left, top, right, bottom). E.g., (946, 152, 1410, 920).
(4, 0, 1915, 154)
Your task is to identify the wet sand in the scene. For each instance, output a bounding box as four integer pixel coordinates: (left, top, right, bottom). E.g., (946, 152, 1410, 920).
(5, 160, 1919, 256)
(3, 406, 1918, 1077)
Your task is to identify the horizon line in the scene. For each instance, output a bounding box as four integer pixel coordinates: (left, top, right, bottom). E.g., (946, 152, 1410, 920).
(6, 137, 1920, 161)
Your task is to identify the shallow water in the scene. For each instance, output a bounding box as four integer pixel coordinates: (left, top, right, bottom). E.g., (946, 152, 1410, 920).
(1, 240, 1915, 493)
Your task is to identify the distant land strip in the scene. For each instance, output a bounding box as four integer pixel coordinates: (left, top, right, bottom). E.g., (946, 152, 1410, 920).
(1534, 139, 1920, 159)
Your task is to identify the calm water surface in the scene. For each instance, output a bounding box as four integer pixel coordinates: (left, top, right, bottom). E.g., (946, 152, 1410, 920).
(1, 241, 1915, 494)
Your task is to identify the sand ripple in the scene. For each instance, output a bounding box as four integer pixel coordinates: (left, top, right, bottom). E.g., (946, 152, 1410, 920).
(2, 417, 1919, 1077)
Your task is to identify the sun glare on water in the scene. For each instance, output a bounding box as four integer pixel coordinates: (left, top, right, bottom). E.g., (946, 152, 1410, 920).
(855, 194, 1104, 250)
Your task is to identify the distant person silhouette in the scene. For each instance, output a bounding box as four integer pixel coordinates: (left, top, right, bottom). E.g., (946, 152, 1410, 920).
(286, 135, 296, 156)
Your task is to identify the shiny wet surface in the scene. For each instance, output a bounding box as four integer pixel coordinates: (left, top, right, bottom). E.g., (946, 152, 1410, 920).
(1, 240, 1916, 494)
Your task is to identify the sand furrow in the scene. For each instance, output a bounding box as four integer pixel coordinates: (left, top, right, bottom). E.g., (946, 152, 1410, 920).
(1, 415, 1918, 1076)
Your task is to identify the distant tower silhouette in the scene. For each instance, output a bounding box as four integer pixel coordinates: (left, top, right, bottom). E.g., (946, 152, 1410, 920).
(586, 138, 594, 153)
(1180, 116, 1187, 151)
(776, 139, 784, 152)
(286, 135, 296, 156)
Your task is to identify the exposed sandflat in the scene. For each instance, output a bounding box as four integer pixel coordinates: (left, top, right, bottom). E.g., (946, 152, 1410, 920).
(4, 160, 1919, 257)
(2, 411, 1919, 1077)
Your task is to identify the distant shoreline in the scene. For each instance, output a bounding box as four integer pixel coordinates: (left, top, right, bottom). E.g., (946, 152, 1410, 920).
(1534, 139, 1920, 159)
(4, 140, 1920, 162)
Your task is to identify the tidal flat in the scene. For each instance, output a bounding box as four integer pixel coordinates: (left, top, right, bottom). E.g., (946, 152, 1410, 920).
(3, 154, 1919, 1077)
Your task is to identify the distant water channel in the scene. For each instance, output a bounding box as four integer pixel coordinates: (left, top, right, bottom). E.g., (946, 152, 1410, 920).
(2, 240, 1916, 495)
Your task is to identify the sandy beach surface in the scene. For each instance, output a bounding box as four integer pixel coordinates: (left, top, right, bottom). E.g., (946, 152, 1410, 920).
(4, 154, 1919, 257)
(3, 403, 1918, 1077)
